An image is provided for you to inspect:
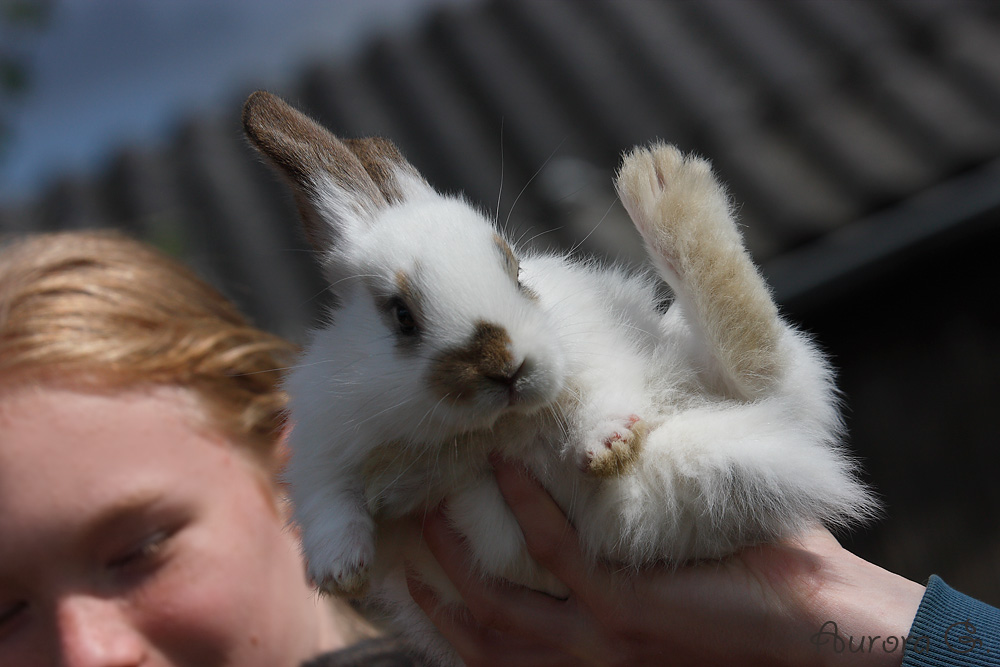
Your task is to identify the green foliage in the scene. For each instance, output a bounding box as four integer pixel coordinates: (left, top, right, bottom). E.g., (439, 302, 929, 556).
(0, 0, 53, 159)
(0, 56, 29, 95)
(1, 0, 52, 28)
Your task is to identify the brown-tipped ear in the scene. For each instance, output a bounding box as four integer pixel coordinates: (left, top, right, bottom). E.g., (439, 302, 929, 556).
(343, 137, 428, 205)
(242, 90, 386, 251)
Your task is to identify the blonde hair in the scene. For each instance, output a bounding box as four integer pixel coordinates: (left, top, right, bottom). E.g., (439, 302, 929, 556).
(0, 230, 297, 467)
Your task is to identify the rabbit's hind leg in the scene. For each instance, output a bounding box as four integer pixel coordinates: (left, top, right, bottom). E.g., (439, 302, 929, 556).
(614, 143, 784, 400)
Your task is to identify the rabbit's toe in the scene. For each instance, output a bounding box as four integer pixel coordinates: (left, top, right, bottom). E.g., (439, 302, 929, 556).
(580, 414, 647, 477)
(305, 525, 374, 598)
(313, 558, 371, 598)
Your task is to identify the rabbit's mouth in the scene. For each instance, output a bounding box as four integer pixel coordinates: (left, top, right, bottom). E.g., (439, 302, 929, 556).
(439, 356, 562, 426)
(427, 320, 563, 415)
(500, 357, 562, 413)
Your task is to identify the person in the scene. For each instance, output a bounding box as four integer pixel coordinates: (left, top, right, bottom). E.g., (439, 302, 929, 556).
(3, 230, 996, 667)
(0, 230, 406, 666)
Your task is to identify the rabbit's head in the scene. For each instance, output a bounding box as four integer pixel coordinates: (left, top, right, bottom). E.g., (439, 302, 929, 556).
(243, 91, 565, 437)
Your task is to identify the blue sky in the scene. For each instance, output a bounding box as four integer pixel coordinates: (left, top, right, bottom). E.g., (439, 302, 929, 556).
(0, 0, 480, 205)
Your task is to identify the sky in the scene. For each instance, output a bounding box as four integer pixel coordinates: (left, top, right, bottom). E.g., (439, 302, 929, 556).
(0, 0, 480, 205)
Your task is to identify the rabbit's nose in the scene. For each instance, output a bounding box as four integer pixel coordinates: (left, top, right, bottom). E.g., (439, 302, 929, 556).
(484, 359, 525, 387)
(487, 357, 547, 408)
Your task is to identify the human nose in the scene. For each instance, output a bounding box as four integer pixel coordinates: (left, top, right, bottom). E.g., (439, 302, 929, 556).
(56, 594, 148, 667)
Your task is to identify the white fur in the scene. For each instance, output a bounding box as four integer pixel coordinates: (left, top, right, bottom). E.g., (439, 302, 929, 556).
(279, 143, 875, 666)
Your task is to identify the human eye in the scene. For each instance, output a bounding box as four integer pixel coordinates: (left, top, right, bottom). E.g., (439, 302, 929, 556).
(106, 527, 177, 574)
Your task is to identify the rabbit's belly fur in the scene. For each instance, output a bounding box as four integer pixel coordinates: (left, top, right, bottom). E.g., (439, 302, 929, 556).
(354, 256, 866, 646)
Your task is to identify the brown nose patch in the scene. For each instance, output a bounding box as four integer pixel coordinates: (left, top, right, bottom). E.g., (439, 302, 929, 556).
(429, 321, 515, 403)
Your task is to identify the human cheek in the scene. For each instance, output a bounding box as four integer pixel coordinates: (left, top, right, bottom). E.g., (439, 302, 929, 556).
(110, 498, 302, 667)
(119, 538, 249, 665)
(141, 500, 309, 665)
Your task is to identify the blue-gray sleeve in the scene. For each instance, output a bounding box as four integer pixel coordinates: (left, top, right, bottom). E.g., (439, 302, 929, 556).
(901, 575, 1000, 666)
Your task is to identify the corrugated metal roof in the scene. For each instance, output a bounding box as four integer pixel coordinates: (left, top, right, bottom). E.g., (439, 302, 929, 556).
(5, 0, 999, 333)
(1, 2, 995, 307)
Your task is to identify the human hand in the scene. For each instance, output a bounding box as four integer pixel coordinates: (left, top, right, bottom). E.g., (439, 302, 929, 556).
(407, 460, 924, 667)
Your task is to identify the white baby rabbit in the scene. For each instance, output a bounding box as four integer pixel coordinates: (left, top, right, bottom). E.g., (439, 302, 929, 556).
(243, 90, 875, 665)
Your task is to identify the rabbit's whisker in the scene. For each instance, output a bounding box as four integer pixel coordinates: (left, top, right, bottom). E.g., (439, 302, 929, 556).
(494, 116, 504, 230)
(569, 196, 620, 255)
(504, 137, 567, 233)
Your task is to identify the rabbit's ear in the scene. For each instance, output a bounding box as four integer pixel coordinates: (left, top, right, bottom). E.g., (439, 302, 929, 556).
(342, 136, 431, 205)
(242, 91, 427, 251)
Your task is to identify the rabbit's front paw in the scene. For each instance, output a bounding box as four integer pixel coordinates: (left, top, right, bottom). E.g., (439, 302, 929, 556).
(305, 522, 375, 598)
(578, 414, 647, 477)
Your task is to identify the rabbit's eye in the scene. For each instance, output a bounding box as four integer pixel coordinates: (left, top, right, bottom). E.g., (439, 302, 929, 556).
(395, 303, 417, 334)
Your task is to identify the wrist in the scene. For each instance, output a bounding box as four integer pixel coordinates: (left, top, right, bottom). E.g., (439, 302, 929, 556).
(806, 548, 925, 667)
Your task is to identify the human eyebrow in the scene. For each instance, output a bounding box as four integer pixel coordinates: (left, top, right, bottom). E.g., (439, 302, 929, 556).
(81, 490, 189, 556)
(84, 490, 169, 536)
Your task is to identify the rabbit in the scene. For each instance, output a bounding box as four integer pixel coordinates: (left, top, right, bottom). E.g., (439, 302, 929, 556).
(242, 90, 875, 665)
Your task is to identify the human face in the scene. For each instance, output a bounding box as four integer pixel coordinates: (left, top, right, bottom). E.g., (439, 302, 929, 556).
(0, 385, 329, 666)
